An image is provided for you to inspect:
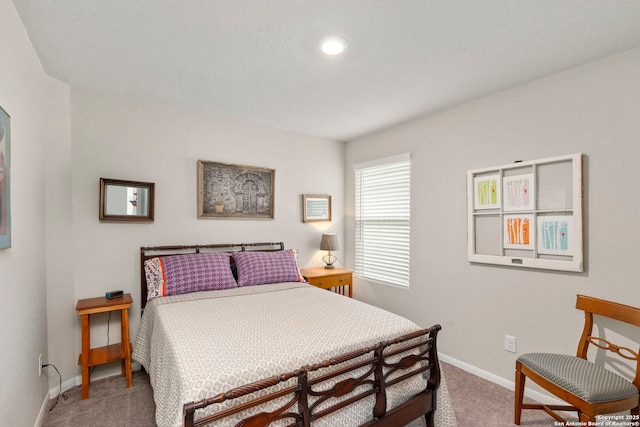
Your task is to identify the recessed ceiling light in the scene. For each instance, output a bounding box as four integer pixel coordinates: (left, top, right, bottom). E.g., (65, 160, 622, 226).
(319, 36, 348, 55)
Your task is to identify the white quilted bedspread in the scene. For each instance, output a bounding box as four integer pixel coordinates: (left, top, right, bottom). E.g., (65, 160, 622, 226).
(132, 282, 457, 427)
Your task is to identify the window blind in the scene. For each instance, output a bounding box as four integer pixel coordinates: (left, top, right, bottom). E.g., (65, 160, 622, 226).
(354, 154, 410, 287)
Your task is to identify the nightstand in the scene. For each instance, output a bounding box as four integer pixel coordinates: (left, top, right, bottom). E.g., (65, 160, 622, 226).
(76, 294, 133, 399)
(301, 267, 353, 298)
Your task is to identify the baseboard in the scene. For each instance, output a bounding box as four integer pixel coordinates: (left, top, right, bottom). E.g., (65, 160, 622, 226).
(34, 392, 49, 427)
(438, 353, 564, 406)
(34, 375, 77, 427)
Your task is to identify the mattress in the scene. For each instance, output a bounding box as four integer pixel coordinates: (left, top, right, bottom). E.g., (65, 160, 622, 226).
(132, 281, 457, 427)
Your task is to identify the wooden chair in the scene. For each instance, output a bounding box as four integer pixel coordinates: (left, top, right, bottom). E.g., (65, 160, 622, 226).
(514, 294, 640, 424)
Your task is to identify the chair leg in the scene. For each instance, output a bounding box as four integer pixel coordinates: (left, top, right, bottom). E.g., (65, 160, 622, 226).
(514, 362, 526, 425)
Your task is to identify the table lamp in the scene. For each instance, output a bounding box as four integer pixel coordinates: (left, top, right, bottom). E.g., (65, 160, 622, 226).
(320, 233, 339, 269)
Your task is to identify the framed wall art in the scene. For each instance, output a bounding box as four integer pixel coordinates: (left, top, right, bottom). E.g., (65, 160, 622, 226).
(473, 174, 500, 209)
(503, 214, 534, 250)
(0, 106, 10, 250)
(503, 173, 534, 211)
(537, 215, 573, 256)
(198, 160, 275, 219)
(467, 153, 583, 272)
(302, 194, 331, 222)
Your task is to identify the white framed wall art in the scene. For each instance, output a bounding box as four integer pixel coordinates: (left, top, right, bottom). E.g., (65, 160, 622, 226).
(466, 153, 583, 272)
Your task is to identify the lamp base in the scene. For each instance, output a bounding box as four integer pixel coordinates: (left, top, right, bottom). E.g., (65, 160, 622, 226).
(322, 253, 337, 270)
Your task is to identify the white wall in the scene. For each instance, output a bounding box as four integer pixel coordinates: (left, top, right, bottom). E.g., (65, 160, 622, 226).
(44, 81, 74, 393)
(0, 0, 71, 425)
(346, 47, 640, 388)
(62, 88, 346, 379)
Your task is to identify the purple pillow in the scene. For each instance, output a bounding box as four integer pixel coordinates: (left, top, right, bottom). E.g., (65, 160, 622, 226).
(232, 249, 304, 287)
(144, 252, 237, 300)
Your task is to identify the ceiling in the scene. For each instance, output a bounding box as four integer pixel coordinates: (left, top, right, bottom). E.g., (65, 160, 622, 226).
(12, 1, 640, 141)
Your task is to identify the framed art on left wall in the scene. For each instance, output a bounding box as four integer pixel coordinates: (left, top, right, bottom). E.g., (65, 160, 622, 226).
(0, 106, 10, 250)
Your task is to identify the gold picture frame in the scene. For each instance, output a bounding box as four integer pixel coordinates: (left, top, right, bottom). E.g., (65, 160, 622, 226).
(302, 194, 331, 222)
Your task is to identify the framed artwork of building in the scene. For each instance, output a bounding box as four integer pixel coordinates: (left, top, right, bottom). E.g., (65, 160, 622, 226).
(198, 160, 275, 219)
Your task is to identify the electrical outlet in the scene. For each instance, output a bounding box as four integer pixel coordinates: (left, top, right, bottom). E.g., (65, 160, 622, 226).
(504, 335, 516, 353)
(38, 353, 43, 376)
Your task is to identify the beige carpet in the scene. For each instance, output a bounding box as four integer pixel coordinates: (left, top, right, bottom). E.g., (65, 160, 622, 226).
(41, 362, 575, 426)
(441, 362, 577, 426)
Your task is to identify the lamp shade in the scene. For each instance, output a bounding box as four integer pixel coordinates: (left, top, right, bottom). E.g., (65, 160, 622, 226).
(320, 233, 339, 251)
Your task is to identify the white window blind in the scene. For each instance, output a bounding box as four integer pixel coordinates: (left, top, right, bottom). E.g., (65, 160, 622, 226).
(354, 154, 410, 287)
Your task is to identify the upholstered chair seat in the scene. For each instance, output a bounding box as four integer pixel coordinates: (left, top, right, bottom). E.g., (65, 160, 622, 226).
(518, 352, 638, 403)
(514, 295, 640, 424)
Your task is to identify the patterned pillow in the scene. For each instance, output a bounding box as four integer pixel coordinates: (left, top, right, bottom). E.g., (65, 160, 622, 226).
(232, 249, 304, 287)
(144, 252, 237, 301)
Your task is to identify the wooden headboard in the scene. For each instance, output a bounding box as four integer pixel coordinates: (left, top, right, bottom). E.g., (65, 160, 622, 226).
(139, 242, 284, 312)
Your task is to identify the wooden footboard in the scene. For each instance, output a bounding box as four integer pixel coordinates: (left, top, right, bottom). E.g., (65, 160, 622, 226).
(183, 324, 441, 427)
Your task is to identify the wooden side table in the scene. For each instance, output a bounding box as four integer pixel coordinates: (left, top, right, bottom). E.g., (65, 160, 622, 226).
(76, 294, 133, 399)
(301, 267, 353, 298)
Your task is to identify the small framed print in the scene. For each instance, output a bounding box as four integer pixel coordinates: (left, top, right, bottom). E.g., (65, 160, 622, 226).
(474, 174, 500, 209)
(302, 194, 331, 222)
(503, 173, 534, 211)
(538, 215, 573, 255)
(503, 214, 534, 250)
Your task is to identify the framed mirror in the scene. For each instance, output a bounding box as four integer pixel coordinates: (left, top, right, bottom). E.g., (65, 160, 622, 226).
(99, 178, 155, 222)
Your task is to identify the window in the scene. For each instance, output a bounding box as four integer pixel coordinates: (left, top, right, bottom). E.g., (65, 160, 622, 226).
(354, 153, 410, 287)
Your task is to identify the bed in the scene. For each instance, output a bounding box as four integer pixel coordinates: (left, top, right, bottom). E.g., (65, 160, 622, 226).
(132, 242, 457, 427)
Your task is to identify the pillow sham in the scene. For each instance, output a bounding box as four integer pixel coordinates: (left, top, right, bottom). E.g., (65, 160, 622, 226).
(232, 249, 304, 287)
(144, 252, 237, 301)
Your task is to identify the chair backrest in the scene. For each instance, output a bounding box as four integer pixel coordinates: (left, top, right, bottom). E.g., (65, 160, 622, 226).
(575, 294, 640, 389)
